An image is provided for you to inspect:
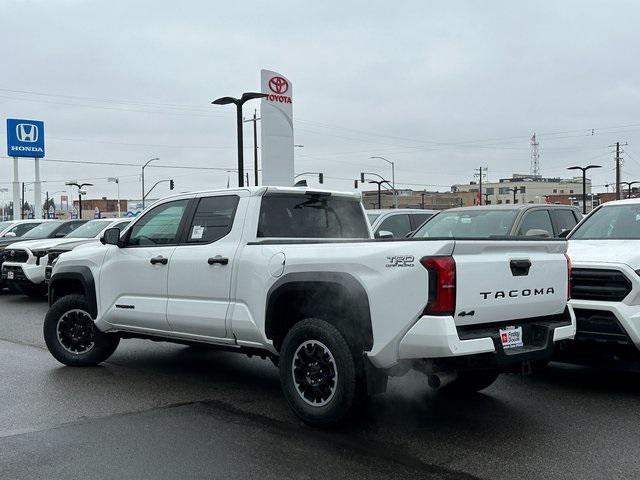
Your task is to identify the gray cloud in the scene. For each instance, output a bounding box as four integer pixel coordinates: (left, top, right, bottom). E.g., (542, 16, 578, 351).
(1, 0, 639, 205)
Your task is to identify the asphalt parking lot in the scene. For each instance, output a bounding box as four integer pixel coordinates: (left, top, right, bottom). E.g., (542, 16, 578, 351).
(1, 292, 640, 479)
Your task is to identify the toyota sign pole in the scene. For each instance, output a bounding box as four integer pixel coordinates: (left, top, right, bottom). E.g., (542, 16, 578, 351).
(260, 70, 295, 186)
(6, 119, 45, 220)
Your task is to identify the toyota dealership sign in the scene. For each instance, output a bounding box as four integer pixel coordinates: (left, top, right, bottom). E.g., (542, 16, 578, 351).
(261, 69, 294, 186)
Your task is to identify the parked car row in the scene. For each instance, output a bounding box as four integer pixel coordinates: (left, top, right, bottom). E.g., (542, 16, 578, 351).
(0, 218, 131, 296)
(5, 188, 635, 427)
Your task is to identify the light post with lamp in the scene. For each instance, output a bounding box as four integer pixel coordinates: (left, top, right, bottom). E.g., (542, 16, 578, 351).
(212, 92, 268, 187)
(370, 156, 396, 208)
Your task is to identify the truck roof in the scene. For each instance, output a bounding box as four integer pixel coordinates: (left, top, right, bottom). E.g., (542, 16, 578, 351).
(153, 186, 362, 203)
(366, 208, 439, 214)
(444, 204, 579, 212)
(597, 198, 640, 207)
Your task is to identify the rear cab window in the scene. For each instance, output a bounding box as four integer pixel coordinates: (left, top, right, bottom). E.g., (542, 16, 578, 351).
(258, 193, 370, 238)
(552, 209, 579, 235)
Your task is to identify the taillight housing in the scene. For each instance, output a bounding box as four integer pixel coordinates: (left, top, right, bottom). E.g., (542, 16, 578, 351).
(421, 256, 456, 316)
(565, 253, 572, 301)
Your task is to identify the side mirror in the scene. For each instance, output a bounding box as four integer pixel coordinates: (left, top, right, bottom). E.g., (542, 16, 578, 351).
(3, 232, 16, 237)
(558, 229, 571, 238)
(54, 232, 67, 238)
(376, 230, 394, 239)
(525, 228, 550, 238)
(100, 227, 121, 246)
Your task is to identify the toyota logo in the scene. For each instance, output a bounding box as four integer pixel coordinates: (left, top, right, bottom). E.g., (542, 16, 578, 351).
(268, 76, 289, 95)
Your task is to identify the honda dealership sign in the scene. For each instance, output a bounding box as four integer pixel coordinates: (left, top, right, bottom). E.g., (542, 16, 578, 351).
(260, 69, 294, 186)
(6, 118, 45, 158)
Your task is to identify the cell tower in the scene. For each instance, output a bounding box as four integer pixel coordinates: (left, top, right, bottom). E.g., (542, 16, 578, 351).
(530, 132, 540, 176)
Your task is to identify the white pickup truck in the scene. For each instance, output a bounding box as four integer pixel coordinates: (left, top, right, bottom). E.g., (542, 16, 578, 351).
(564, 198, 640, 362)
(45, 187, 575, 425)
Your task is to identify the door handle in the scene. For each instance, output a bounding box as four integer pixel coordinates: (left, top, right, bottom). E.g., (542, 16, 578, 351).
(208, 256, 229, 265)
(150, 256, 168, 265)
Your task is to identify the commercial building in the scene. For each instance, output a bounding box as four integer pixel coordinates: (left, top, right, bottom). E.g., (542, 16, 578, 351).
(361, 189, 476, 210)
(452, 174, 590, 205)
(73, 198, 129, 219)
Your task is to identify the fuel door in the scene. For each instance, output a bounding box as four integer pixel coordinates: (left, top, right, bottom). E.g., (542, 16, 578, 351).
(268, 252, 286, 278)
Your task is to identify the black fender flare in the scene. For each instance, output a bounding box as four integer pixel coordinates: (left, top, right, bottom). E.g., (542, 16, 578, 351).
(265, 271, 373, 351)
(48, 265, 97, 318)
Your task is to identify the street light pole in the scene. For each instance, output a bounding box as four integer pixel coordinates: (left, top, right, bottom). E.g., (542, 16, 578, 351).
(507, 186, 521, 204)
(66, 182, 93, 219)
(370, 156, 396, 208)
(620, 181, 640, 199)
(567, 165, 602, 214)
(108, 177, 121, 217)
(212, 92, 268, 187)
(141, 158, 159, 210)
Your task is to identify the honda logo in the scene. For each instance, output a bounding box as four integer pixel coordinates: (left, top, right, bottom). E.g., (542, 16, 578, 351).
(16, 124, 38, 143)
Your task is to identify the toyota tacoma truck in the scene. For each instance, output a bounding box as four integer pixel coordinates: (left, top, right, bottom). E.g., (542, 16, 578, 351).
(563, 198, 640, 362)
(44, 187, 575, 426)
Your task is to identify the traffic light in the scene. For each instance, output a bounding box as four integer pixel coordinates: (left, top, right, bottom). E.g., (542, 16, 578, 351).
(354, 180, 359, 189)
(169, 179, 174, 190)
(360, 172, 365, 183)
(318, 173, 324, 184)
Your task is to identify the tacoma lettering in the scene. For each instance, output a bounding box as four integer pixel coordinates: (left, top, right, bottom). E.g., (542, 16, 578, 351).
(480, 287, 555, 300)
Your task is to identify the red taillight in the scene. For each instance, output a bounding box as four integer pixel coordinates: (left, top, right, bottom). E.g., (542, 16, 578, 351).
(565, 253, 572, 301)
(421, 256, 456, 316)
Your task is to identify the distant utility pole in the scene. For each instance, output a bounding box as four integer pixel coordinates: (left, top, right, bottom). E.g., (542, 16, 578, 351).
(609, 141, 628, 200)
(474, 166, 487, 205)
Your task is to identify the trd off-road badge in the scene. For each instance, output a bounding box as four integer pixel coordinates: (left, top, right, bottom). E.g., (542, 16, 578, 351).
(385, 255, 415, 268)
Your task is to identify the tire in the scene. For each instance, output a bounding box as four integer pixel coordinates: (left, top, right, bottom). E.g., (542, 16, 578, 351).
(44, 294, 120, 366)
(440, 369, 500, 394)
(279, 318, 366, 427)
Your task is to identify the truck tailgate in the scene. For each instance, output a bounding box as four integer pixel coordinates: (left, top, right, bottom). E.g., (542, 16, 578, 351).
(453, 240, 568, 326)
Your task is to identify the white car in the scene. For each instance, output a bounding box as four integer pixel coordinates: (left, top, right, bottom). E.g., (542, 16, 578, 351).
(565, 198, 640, 362)
(366, 209, 438, 238)
(2, 218, 131, 296)
(45, 187, 574, 426)
(0, 219, 52, 239)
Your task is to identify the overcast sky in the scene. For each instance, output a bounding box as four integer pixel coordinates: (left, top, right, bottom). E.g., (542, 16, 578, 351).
(1, 0, 640, 206)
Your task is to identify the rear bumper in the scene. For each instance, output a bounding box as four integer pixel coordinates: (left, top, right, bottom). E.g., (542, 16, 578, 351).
(398, 306, 575, 369)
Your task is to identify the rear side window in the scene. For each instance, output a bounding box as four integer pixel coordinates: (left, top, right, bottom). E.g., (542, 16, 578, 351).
(258, 194, 369, 238)
(517, 210, 554, 236)
(410, 213, 433, 230)
(6, 222, 40, 237)
(53, 221, 86, 237)
(552, 209, 578, 234)
(378, 214, 411, 237)
(187, 195, 239, 243)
